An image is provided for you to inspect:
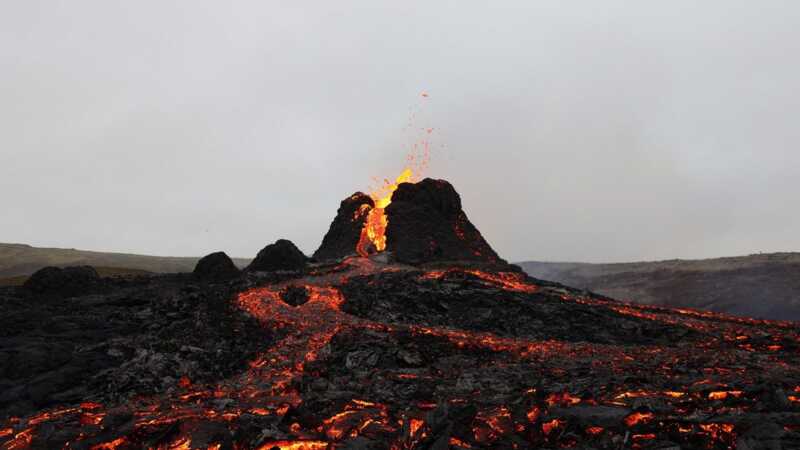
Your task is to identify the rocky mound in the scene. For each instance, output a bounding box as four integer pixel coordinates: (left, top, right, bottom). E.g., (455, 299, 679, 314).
(313, 193, 373, 261)
(193, 252, 240, 281)
(22, 266, 100, 297)
(386, 178, 504, 264)
(247, 239, 308, 272)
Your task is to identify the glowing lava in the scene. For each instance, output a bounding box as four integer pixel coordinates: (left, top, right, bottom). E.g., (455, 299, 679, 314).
(356, 144, 430, 257)
(356, 168, 413, 257)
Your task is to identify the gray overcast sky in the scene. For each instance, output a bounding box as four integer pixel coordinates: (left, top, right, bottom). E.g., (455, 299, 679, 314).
(1, 1, 799, 263)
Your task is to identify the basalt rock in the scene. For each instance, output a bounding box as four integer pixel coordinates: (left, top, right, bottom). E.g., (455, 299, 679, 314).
(247, 239, 308, 272)
(386, 178, 504, 265)
(314, 192, 373, 261)
(23, 266, 100, 297)
(193, 252, 240, 281)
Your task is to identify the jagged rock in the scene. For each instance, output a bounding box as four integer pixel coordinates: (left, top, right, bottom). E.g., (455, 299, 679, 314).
(385, 178, 504, 264)
(194, 252, 240, 281)
(247, 240, 308, 272)
(314, 193, 374, 261)
(23, 266, 100, 296)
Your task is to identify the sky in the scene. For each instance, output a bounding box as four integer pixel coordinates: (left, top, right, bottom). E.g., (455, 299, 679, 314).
(1, 1, 799, 263)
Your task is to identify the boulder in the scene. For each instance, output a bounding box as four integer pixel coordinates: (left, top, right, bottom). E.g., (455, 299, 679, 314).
(23, 266, 100, 297)
(193, 252, 240, 281)
(247, 239, 308, 272)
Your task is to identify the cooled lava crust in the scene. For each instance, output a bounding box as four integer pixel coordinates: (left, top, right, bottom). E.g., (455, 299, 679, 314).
(2, 258, 800, 449)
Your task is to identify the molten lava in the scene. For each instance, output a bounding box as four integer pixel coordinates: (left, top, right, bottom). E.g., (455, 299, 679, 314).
(356, 168, 413, 257)
(356, 143, 429, 257)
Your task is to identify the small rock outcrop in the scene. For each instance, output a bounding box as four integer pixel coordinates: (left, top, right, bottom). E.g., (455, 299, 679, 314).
(313, 193, 373, 261)
(247, 240, 308, 272)
(23, 266, 100, 297)
(386, 178, 504, 264)
(193, 252, 240, 281)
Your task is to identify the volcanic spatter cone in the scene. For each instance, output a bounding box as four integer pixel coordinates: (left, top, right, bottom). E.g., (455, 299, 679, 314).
(313, 192, 374, 262)
(315, 178, 504, 265)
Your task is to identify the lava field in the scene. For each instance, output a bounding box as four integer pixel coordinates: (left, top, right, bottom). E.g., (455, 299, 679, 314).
(2, 178, 800, 449)
(2, 256, 800, 449)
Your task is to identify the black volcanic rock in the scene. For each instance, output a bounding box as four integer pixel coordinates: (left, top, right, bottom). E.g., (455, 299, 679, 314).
(314, 192, 373, 261)
(23, 266, 100, 296)
(3, 256, 800, 449)
(247, 239, 308, 272)
(193, 252, 240, 281)
(0, 274, 271, 420)
(386, 178, 504, 264)
(280, 285, 310, 307)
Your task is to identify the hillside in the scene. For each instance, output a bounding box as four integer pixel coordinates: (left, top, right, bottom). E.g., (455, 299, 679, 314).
(0, 243, 251, 280)
(518, 252, 800, 321)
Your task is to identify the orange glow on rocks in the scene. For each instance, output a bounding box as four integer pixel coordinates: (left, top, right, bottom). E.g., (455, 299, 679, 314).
(256, 440, 328, 450)
(624, 411, 654, 427)
(3, 247, 799, 449)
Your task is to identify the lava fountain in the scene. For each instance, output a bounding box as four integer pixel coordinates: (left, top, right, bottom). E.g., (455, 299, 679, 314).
(355, 146, 429, 257)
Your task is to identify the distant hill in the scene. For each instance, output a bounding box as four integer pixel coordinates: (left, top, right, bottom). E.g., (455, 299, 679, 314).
(0, 243, 251, 282)
(518, 252, 800, 321)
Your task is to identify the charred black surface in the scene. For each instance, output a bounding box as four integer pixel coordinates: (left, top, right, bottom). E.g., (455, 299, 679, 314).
(386, 178, 504, 264)
(2, 258, 800, 449)
(313, 192, 373, 261)
(0, 274, 271, 419)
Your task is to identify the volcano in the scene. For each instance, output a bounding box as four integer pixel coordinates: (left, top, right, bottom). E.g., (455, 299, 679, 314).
(2, 179, 800, 450)
(314, 178, 503, 265)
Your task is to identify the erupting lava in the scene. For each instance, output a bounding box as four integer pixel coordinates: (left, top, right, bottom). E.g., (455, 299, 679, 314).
(355, 168, 412, 257)
(355, 148, 429, 257)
